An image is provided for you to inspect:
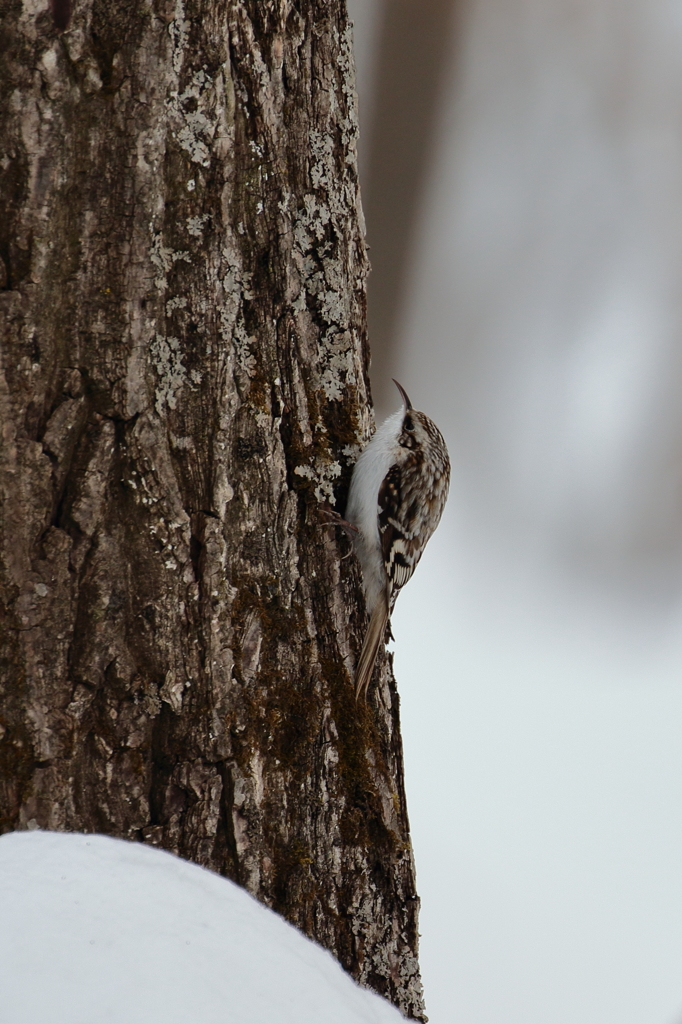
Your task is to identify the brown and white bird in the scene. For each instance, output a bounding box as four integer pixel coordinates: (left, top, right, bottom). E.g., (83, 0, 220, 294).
(345, 381, 450, 699)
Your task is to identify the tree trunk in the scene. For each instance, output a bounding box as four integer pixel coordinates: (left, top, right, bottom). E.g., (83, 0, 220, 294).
(0, 1, 425, 1018)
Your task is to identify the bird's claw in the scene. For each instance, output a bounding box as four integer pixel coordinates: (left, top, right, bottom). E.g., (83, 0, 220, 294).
(318, 506, 359, 539)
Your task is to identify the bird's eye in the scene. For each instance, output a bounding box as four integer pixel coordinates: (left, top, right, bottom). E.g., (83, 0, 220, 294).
(404, 416, 414, 432)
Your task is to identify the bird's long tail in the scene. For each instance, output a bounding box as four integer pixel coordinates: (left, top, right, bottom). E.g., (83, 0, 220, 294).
(355, 594, 389, 700)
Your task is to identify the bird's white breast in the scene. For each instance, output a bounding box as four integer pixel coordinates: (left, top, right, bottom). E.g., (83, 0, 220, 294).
(345, 409, 403, 612)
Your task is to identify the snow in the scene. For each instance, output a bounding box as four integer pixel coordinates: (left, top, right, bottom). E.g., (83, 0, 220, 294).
(0, 831, 404, 1024)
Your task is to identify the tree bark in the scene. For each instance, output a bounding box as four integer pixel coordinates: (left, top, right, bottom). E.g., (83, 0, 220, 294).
(0, 1, 425, 1018)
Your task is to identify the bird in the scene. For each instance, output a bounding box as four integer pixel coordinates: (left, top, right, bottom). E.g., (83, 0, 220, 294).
(344, 380, 450, 699)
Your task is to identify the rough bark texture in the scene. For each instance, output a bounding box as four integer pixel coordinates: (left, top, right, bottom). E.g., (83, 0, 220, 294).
(0, 0, 425, 1017)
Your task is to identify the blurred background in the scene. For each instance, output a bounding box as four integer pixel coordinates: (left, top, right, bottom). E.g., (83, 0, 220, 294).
(345, 1, 682, 1021)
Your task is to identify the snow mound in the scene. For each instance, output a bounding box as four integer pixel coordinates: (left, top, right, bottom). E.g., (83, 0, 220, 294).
(0, 830, 404, 1024)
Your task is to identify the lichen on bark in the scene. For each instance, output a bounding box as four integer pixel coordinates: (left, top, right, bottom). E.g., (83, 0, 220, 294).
(0, 1, 426, 1018)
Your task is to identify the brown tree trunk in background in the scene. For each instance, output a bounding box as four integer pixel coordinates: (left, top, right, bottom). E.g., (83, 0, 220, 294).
(361, 0, 459, 415)
(0, 1, 425, 1017)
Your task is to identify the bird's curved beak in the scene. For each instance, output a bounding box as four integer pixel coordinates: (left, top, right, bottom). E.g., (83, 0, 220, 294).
(392, 379, 413, 411)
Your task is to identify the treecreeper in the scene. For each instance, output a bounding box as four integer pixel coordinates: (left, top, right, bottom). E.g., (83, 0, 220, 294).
(338, 380, 451, 698)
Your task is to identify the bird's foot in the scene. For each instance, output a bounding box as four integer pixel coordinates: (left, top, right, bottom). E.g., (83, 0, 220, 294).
(318, 506, 359, 540)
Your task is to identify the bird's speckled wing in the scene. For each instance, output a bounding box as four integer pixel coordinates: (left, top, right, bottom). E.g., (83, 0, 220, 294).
(378, 457, 426, 606)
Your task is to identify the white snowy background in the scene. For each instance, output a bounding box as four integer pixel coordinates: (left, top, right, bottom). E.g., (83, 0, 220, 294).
(348, 0, 682, 1022)
(0, 830, 403, 1024)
